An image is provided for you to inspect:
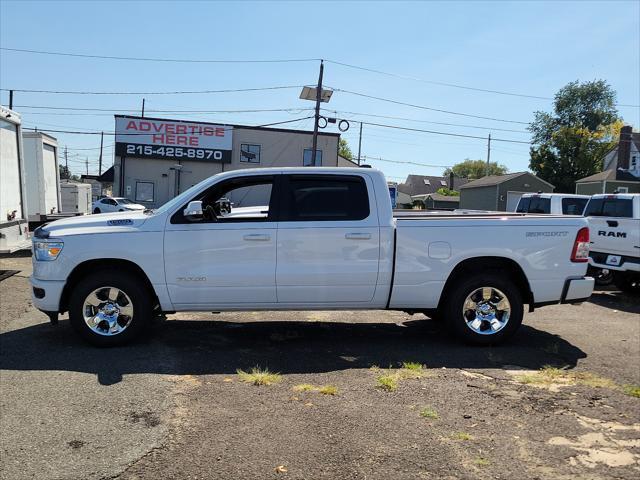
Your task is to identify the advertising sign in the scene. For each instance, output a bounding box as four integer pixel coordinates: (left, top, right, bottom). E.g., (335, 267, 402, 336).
(115, 116, 233, 163)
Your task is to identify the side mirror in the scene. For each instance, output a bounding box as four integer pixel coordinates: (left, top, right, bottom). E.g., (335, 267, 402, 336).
(184, 200, 203, 221)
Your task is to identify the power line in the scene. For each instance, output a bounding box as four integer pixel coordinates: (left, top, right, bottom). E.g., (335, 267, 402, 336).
(0, 47, 320, 64)
(343, 118, 532, 144)
(362, 155, 452, 169)
(21, 115, 315, 136)
(330, 87, 529, 124)
(1, 85, 305, 95)
(322, 108, 529, 133)
(15, 105, 314, 114)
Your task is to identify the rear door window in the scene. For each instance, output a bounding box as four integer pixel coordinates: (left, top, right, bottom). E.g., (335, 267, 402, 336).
(562, 198, 588, 215)
(516, 197, 530, 213)
(584, 198, 633, 218)
(280, 175, 369, 221)
(521, 196, 550, 213)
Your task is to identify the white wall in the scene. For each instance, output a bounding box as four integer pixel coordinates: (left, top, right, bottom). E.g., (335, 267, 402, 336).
(0, 117, 24, 221)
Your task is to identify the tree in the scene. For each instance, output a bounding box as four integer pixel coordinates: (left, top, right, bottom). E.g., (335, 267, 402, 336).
(436, 187, 459, 196)
(528, 80, 621, 193)
(339, 138, 353, 160)
(59, 165, 80, 181)
(443, 159, 507, 180)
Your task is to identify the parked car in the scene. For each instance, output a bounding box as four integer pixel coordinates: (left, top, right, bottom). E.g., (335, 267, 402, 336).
(92, 197, 146, 214)
(515, 193, 590, 215)
(31, 167, 593, 347)
(584, 193, 640, 293)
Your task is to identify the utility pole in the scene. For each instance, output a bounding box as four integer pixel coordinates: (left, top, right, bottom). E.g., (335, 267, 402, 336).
(9, 90, 13, 110)
(141, 98, 145, 118)
(311, 60, 324, 166)
(64, 146, 68, 179)
(357, 122, 363, 165)
(485, 133, 492, 176)
(98, 131, 104, 175)
(85, 157, 89, 176)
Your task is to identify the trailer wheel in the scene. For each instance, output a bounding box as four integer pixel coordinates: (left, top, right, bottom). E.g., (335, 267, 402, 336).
(93, 208, 101, 214)
(68, 269, 152, 346)
(442, 272, 523, 345)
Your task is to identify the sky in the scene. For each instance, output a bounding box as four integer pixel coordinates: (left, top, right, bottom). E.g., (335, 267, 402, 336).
(1, 0, 639, 181)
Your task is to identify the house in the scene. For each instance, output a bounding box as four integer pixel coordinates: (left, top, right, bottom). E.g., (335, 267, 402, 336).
(459, 172, 554, 212)
(575, 126, 640, 194)
(411, 192, 460, 210)
(399, 174, 468, 197)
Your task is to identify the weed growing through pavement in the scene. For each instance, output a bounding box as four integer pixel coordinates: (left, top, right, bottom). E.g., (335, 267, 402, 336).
(475, 457, 490, 467)
(236, 367, 282, 386)
(377, 374, 398, 392)
(452, 432, 473, 441)
(515, 366, 618, 391)
(623, 384, 640, 398)
(419, 406, 439, 419)
(292, 384, 338, 395)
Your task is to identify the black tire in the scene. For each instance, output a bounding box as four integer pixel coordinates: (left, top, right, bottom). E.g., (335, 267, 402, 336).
(68, 269, 153, 347)
(612, 271, 640, 294)
(442, 272, 523, 346)
(93, 208, 101, 214)
(119, 209, 124, 212)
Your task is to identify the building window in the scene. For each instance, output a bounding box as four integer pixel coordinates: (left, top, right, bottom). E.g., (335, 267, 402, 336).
(440, 180, 447, 186)
(617, 187, 629, 193)
(423, 179, 431, 185)
(135, 181, 154, 202)
(303, 149, 322, 166)
(631, 155, 638, 170)
(240, 144, 261, 163)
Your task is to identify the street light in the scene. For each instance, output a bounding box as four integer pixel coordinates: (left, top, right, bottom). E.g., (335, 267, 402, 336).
(299, 61, 333, 166)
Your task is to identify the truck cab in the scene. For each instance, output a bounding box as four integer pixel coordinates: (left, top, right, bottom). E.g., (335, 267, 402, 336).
(515, 193, 590, 215)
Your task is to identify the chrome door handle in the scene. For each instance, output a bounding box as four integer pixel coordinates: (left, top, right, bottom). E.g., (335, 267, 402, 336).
(345, 232, 371, 240)
(243, 234, 271, 241)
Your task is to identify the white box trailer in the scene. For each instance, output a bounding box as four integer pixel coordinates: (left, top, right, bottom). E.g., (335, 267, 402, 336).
(60, 182, 92, 214)
(23, 132, 62, 222)
(0, 106, 30, 253)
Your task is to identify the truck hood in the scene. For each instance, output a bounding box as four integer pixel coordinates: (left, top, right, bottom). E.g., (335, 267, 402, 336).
(38, 211, 150, 237)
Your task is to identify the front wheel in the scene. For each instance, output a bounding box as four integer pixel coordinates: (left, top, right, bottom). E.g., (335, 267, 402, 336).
(93, 208, 101, 214)
(68, 270, 153, 346)
(442, 273, 523, 345)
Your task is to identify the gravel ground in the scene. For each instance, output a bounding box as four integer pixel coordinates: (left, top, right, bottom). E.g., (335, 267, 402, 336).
(1, 254, 639, 480)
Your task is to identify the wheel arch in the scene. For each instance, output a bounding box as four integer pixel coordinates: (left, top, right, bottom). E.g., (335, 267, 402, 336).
(438, 256, 534, 312)
(59, 258, 159, 314)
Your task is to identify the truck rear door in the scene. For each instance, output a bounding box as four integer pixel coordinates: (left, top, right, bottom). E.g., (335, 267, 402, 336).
(275, 173, 380, 304)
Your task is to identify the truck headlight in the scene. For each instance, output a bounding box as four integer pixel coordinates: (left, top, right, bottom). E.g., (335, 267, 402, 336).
(34, 240, 64, 261)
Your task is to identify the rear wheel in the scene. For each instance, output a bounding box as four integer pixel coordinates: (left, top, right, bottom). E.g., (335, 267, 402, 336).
(93, 208, 101, 214)
(442, 272, 523, 345)
(612, 271, 640, 294)
(69, 270, 153, 346)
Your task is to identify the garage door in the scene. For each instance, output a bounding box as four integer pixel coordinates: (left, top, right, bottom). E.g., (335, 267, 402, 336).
(506, 191, 526, 212)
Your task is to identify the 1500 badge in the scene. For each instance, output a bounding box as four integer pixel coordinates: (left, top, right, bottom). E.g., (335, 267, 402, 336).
(177, 277, 206, 282)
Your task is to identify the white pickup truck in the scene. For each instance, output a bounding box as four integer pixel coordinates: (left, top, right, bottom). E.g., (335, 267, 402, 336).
(584, 193, 640, 293)
(30, 167, 594, 347)
(515, 193, 590, 215)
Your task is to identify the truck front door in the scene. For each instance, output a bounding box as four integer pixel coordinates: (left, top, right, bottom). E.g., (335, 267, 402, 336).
(164, 175, 278, 308)
(276, 174, 380, 304)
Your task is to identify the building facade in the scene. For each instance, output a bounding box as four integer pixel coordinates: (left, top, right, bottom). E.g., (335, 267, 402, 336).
(112, 115, 341, 208)
(459, 172, 554, 211)
(575, 125, 640, 194)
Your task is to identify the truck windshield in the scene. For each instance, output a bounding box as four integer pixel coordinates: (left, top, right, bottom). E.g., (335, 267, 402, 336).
(584, 198, 633, 218)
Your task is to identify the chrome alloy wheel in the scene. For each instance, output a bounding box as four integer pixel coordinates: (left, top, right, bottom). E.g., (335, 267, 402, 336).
(82, 286, 134, 336)
(462, 287, 511, 335)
